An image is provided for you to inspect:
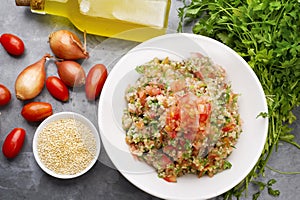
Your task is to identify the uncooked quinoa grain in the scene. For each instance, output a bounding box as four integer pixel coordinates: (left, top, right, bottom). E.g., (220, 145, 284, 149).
(37, 118, 97, 175)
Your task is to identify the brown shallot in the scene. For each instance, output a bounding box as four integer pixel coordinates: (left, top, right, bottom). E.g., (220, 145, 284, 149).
(49, 30, 89, 60)
(15, 54, 51, 100)
(55, 60, 86, 87)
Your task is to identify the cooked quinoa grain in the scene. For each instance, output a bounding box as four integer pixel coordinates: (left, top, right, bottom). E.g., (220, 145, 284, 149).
(37, 118, 97, 175)
(122, 54, 242, 182)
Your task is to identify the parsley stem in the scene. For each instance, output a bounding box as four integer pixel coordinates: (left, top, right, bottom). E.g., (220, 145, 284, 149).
(266, 165, 300, 175)
(279, 138, 300, 149)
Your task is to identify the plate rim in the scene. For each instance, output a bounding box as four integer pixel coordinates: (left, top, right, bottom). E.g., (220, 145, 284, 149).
(98, 33, 268, 199)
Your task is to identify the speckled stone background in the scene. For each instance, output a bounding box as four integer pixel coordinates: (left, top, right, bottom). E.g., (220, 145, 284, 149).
(0, 0, 299, 199)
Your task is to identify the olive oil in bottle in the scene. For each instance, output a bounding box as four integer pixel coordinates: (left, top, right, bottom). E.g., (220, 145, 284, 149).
(16, 0, 171, 42)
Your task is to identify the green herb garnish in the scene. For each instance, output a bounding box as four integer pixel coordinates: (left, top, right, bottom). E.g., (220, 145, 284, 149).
(178, 0, 300, 199)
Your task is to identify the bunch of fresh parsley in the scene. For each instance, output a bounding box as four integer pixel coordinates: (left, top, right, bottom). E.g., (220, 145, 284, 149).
(178, 0, 300, 199)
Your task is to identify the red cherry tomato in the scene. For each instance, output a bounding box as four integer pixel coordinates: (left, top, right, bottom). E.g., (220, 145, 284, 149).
(21, 102, 53, 122)
(0, 84, 11, 106)
(2, 128, 26, 159)
(46, 76, 69, 102)
(0, 33, 25, 56)
(85, 64, 108, 101)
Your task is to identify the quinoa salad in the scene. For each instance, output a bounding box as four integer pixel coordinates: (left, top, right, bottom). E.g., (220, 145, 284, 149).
(122, 53, 242, 182)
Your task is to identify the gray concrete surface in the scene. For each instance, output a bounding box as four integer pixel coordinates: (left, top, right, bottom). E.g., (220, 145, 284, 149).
(0, 0, 299, 199)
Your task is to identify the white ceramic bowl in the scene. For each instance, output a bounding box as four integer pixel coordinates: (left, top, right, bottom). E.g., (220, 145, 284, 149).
(33, 111, 101, 179)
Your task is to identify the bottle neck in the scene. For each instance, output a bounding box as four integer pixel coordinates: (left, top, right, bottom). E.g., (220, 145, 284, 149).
(31, 0, 72, 17)
(30, 0, 46, 14)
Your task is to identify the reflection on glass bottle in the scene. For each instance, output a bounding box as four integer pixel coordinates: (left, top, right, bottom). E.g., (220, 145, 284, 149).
(16, 0, 171, 42)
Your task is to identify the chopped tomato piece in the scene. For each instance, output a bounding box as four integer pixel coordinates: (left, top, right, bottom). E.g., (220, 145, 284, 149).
(198, 103, 211, 123)
(168, 130, 177, 139)
(163, 145, 174, 153)
(163, 175, 177, 183)
(170, 79, 186, 92)
(178, 94, 199, 133)
(199, 113, 208, 122)
(137, 90, 147, 106)
(185, 132, 197, 141)
(165, 105, 180, 138)
(160, 154, 173, 168)
(135, 120, 144, 129)
(145, 85, 161, 96)
(169, 106, 180, 121)
(222, 123, 236, 132)
(194, 71, 204, 80)
(208, 153, 218, 160)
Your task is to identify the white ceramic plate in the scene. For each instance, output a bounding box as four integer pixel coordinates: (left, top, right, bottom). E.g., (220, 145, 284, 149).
(98, 33, 268, 200)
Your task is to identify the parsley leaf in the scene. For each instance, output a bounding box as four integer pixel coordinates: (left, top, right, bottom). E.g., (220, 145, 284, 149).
(178, 0, 300, 199)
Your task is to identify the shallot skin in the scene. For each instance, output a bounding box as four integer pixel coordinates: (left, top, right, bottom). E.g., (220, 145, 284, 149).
(55, 60, 86, 88)
(49, 30, 89, 60)
(15, 54, 51, 101)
